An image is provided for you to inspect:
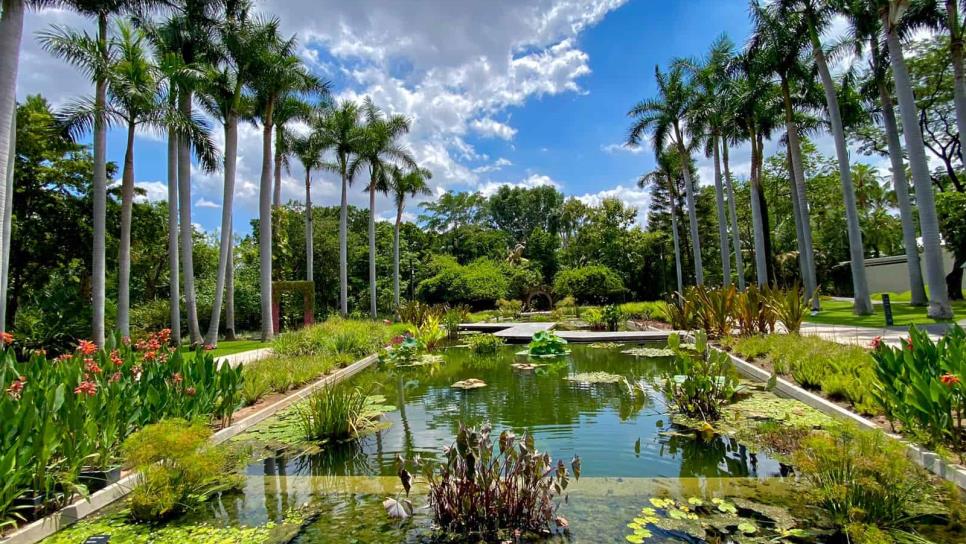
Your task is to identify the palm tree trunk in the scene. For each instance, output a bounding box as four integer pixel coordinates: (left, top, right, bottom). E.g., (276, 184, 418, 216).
(393, 202, 402, 309)
(749, 126, 768, 287)
(674, 124, 703, 286)
(368, 180, 377, 318)
(206, 113, 238, 345)
(117, 121, 136, 338)
(884, 12, 954, 318)
(225, 239, 236, 341)
(787, 141, 809, 285)
(879, 79, 927, 306)
(92, 13, 108, 345)
(178, 90, 202, 344)
(712, 135, 731, 286)
(947, 0, 966, 165)
(339, 166, 348, 316)
(273, 143, 282, 209)
(722, 140, 745, 290)
(305, 169, 313, 282)
(259, 106, 276, 341)
(807, 17, 873, 315)
(0, 111, 15, 333)
(756, 133, 774, 283)
(167, 128, 180, 345)
(781, 78, 819, 309)
(669, 189, 684, 295)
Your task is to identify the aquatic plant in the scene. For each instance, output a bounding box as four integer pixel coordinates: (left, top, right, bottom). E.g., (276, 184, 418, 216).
(380, 336, 425, 366)
(496, 298, 523, 320)
(295, 385, 392, 442)
(451, 378, 487, 390)
(122, 419, 244, 522)
(658, 332, 738, 421)
(396, 300, 444, 328)
(398, 423, 579, 539)
(409, 315, 446, 352)
(871, 325, 966, 454)
(526, 330, 570, 357)
(442, 305, 469, 339)
(622, 346, 675, 358)
(566, 371, 623, 384)
(793, 426, 934, 542)
(602, 304, 624, 331)
(466, 333, 504, 355)
(271, 317, 402, 358)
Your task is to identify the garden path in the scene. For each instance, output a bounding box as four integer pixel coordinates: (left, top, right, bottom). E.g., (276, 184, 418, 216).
(799, 322, 951, 348)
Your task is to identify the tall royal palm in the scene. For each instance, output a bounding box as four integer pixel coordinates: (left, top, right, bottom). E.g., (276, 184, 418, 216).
(879, 0, 954, 318)
(780, 0, 873, 314)
(350, 98, 415, 318)
(638, 149, 687, 295)
(251, 27, 324, 340)
(387, 165, 431, 309)
(628, 65, 705, 286)
(290, 119, 326, 283)
(271, 95, 312, 209)
(315, 100, 364, 316)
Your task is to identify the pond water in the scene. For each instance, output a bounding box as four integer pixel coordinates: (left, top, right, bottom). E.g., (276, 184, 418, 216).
(213, 342, 800, 543)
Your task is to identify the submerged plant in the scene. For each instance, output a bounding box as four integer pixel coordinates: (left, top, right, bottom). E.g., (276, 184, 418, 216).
(527, 330, 570, 357)
(397, 423, 579, 539)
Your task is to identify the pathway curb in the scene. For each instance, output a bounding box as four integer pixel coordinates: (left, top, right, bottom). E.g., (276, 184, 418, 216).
(1, 351, 380, 544)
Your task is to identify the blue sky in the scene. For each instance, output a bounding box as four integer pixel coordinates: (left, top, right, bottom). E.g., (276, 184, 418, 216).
(16, 0, 796, 237)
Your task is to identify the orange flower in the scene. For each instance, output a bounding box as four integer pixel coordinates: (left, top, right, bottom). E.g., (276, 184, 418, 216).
(1, 331, 13, 345)
(905, 337, 914, 351)
(110, 350, 123, 366)
(940, 374, 960, 387)
(5, 376, 26, 399)
(869, 336, 883, 350)
(78, 339, 97, 355)
(74, 380, 97, 397)
(84, 358, 102, 374)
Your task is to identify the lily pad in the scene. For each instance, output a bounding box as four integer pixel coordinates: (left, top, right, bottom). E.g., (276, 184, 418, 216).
(622, 347, 675, 358)
(512, 362, 545, 371)
(566, 371, 623, 384)
(589, 342, 621, 349)
(452, 378, 487, 390)
(383, 497, 413, 519)
(394, 354, 444, 368)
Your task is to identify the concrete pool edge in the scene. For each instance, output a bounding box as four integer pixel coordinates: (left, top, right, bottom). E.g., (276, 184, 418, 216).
(0, 351, 380, 544)
(722, 346, 966, 491)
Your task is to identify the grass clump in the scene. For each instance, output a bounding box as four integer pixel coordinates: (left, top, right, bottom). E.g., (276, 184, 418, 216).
(295, 384, 392, 442)
(272, 317, 405, 358)
(724, 334, 879, 415)
(122, 419, 244, 522)
(240, 354, 349, 406)
(466, 333, 504, 355)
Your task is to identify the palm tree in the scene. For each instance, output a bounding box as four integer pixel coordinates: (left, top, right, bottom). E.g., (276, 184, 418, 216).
(945, 0, 966, 165)
(251, 24, 325, 340)
(638, 149, 686, 295)
(880, 0, 954, 318)
(628, 64, 704, 286)
(749, 2, 819, 307)
(271, 95, 312, 209)
(314, 99, 365, 316)
(719, 79, 747, 290)
(779, 0, 873, 314)
(387, 165, 431, 309)
(350, 98, 415, 318)
(290, 120, 327, 283)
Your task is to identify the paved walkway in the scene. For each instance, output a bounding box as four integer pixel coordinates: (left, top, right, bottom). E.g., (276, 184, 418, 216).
(460, 322, 675, 343)
(215, 347, 274, 368)
(800, 322, 950, 348)
(491, 322, 556, 341)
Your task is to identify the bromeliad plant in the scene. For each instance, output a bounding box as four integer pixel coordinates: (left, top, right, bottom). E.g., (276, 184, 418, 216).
(658, 332, 739, 422)
(871, 325, 966, 455)
(395, 423, 580, 539)
(527, 330, 570, 357)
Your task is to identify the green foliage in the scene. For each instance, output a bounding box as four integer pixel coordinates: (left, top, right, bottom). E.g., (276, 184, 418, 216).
(395, 300, 444, 328)
(583, 308, 605, 330)
(417, 257, 510, 309)
(296, 385, 391, 442)
(496, 298, 523, 319)
(442, 305, 469, 339)
(527, 330, 570, 357)
(619, 301, 669, 322)
(466, 333, 503, 355)
(553, 265, 625, 304)
(793, 426, 929, 537)
(408, 314, 446, 352)
(380, 336, 425, 366)
(766, 283, 809, 334)
(271, 317, 398, 358)
(659, 332, 738, 421)
(732, 285, 776, 336)
(241, 354, 346, 405)
(871, 325, 966, 454)
(601, 304, 624, 331)
(122, 419, 244, 522)
(398, 423, 579, 538)
(691, 286, 736, 338)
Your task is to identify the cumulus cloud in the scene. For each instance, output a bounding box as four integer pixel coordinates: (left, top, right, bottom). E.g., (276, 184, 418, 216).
(575, 183, 651, 224)
(134, 181, 168, 203)
(470, 118, 517, 140)
(472, 157, 513, 174)
(196, 198, 221, 209)
(478, 173, 560, 197)
(601, 142, 644, 155)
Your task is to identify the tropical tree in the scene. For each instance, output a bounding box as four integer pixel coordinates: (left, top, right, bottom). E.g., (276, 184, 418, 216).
(637, 149, 686, 295)
(387, 164, 432, 308)
(628, 64, 705, 286)
(250, 24, 324, 340)
(290, 117, 327, 283)
(350, 98, 415, 318)
(271, 94, 312, 209)
(314, 99, 364, 316)
(944, 0, 966, 165)
(879, 0, 954, 318)
(780, 0, 873, 314)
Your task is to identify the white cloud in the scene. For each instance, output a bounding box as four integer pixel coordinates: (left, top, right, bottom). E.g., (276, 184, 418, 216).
(196, 198, 221, 209)
(575, 183, 651, 224)
(472, 157, 513, 174)
(601, 142, 644, 155)
(470, 118, 517, 140)
(478, 173, 560, 197)
(134, 181, 168, 203)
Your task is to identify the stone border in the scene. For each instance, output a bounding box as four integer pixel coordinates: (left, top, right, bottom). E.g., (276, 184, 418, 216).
(1, 352, 380, 544)
(723, 347, 966, 490)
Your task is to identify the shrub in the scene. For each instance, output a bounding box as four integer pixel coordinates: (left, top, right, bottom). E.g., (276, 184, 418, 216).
(619, 301, 668, 322)
(123, 419, 244, 522)
(296, 385, 387, 442)
(400, 423, 579, 538)
(396, 301, 444, 328)
(271, 317, 399, 358)
(793, 426, 929, 539)
(659, 331, 739, 421)
(733, 285, 776, 335)
(496, 299, 523, 320)
(527, 330, 569, 357)
(409, 314, 446, 352)
(442, 305, 469, 339)
(582, 308, 605, 330)
(601, 304, 624, 332)
(871, 325, 966, 453)
(554, 296, 578, 318)
(466, 333, 504, 355)
(417, 257, 509, 308)
(552, 265, 625, 304)
(765, 283, 809, 334)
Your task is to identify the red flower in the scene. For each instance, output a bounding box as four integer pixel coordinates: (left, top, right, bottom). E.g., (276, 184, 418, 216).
(53, 353, 72, 364)
(109, 372, 122, 384)
(74, 380, 97, 397)
(84, 358, 102, 374)
(941, 374, 961, 387)
(33, 349, 46, 357)
(78, 339, 97, 355)
(869, 336, 883, 350)
(390, 335, 405, 346)
(5, 376, 26, 399)
(143, 350, 158, 362)
(905, 337, 914, 351)
(203, 344, 215, 351)
(130, 365, 143, 380)
(158, 329, 171, 344)
(110, 350, 123, 366)
(383, 319, 392, 325)
(1, 332, 13, 345)
(171, 372, 183, 385)
(185, 386, 196, 397)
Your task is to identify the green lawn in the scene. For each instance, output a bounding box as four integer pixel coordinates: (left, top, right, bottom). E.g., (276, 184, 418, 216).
(183, 338, 265, 360)
(805, 296, 966, 328)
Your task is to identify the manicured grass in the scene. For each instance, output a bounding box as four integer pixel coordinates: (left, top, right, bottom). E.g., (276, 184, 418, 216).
(183, 338, 264, 361)
(805, 297, 966, 328)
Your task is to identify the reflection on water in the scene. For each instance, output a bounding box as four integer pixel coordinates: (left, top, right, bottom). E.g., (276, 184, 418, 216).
(225, 343, 795, 541)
